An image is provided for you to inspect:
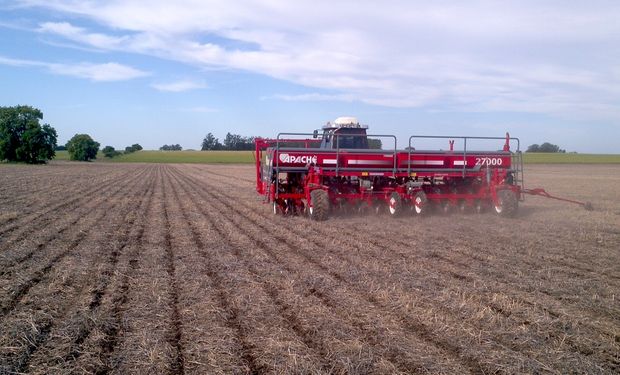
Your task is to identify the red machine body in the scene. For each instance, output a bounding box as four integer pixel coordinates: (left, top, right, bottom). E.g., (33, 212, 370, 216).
(254, 118, 588, 220)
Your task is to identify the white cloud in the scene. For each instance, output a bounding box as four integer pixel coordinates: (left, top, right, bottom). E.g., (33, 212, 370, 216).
(0, 55, 148, 81)
(38, 21, 128, 50)
(151, 79, 207, 92)
(0, 55, 41, 67)
(50, 62, 148, 81)
(13, 0, 620, 119)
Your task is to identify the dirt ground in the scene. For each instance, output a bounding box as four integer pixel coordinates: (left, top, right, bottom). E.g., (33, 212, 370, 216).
(0, 162, 618, 374)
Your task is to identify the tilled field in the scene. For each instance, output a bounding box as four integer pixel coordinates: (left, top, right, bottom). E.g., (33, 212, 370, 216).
(0, 162, 618, 374)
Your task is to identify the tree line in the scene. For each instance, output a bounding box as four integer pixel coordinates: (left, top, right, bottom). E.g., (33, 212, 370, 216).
(102, 143, 143, 158)
(4, 104, 573, 165)
(200, 133, 389, 150)
(160, 144, 183, 151)
(1, 106, 384, 162)
(201, 132, 255, 150)
(0, 105, 146, 162)
(526, 142, 566, 153)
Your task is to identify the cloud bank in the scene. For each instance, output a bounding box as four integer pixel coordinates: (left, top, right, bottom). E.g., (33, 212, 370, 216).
(12, 0, 620, 120)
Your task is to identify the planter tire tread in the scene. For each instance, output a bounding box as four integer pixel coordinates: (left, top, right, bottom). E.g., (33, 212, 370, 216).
(310, 189, 329, 221)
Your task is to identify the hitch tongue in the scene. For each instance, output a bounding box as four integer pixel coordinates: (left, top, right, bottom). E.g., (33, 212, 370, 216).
(523, 188, 593, 210)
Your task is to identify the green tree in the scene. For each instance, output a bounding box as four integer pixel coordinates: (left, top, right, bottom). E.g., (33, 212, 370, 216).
(160, 144, 182, 151)
(17, 124, 57, 164)
(539, 142, 561, 153)
(123, 143, 142, 153)
(0, 105, 57, 163)
(223, 132, 240, 150)
(201, 132, 222, 150)
(222, 133, 254, 150)
(526, 144, 540, 152)
(67, 134, 100, 161)
(102, 145, 121, 158)
(527, 142, 565, 153)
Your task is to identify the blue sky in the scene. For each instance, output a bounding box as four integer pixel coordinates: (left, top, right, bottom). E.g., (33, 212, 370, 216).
(1, 1, 619, 152)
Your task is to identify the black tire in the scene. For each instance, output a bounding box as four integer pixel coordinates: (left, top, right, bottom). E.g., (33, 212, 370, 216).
(494, 189, 518, 217)
(309, 189, 329, 221)
(412, 190, 428, 215)
(387, 192, 402, 217)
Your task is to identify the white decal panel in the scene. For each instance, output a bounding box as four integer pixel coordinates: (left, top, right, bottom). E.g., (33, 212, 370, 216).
(278, 153, 318, 164)
(411, 160, 444, 166)
(475, 157, 503, 166)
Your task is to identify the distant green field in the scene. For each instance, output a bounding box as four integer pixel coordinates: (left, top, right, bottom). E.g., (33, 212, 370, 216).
(53, 151, 70, 160)
(115, 150, 253, 163)
(54, 150, 253, 163)
(521, 153, 620, 164)
(52, 150, 619, 164)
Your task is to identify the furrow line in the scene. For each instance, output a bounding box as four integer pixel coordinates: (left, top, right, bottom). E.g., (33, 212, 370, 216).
(367, 224, 620, 325)
(1, 230, 88, 318)
(3, 165, 154, 373)
(164, 167, 262, 374)
(8, 322, 53, 374)
(0, 167, 141, 245)
(342, 229, 620, 365)
(323, 219, 620, 324)
(170, 168, 433, 373)
(192, 165, 617, 275)
(161, 166, 185, 375)
(93, 166, 161, 375)
(0, 166, 137, 234)
(199, 177, 600, 372)
(0, 167, 149, 319)
(166, 167, 333, 373)
(201, 165, 619, 282)
(62, 166, 157, 364)
(374, 229, 620, 327)
(167, 168, 452, 373)
(0, 167, 150, 275)
(178, 169, 580, 370)
(1, 172, 110, 213)
(196, 167, 254, 184)
(201, 171, 620, 340)
(185, 176, 494, 300)
(196, 175, 617, 372)
(402, 215, 619, 281)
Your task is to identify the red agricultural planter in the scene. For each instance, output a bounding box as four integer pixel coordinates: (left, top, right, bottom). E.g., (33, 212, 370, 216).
(254, 117, 591, 221)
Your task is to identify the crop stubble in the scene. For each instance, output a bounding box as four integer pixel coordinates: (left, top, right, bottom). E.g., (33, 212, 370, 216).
(0, 162, 618, 374)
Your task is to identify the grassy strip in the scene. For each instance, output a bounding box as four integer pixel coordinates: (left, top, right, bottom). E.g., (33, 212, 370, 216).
(53, 150, 620, 164)
(521, 153, 620, 164)
(54, 150, 254, 164)
(53, 151, 70, 160)
(114, 150, 254, 163)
